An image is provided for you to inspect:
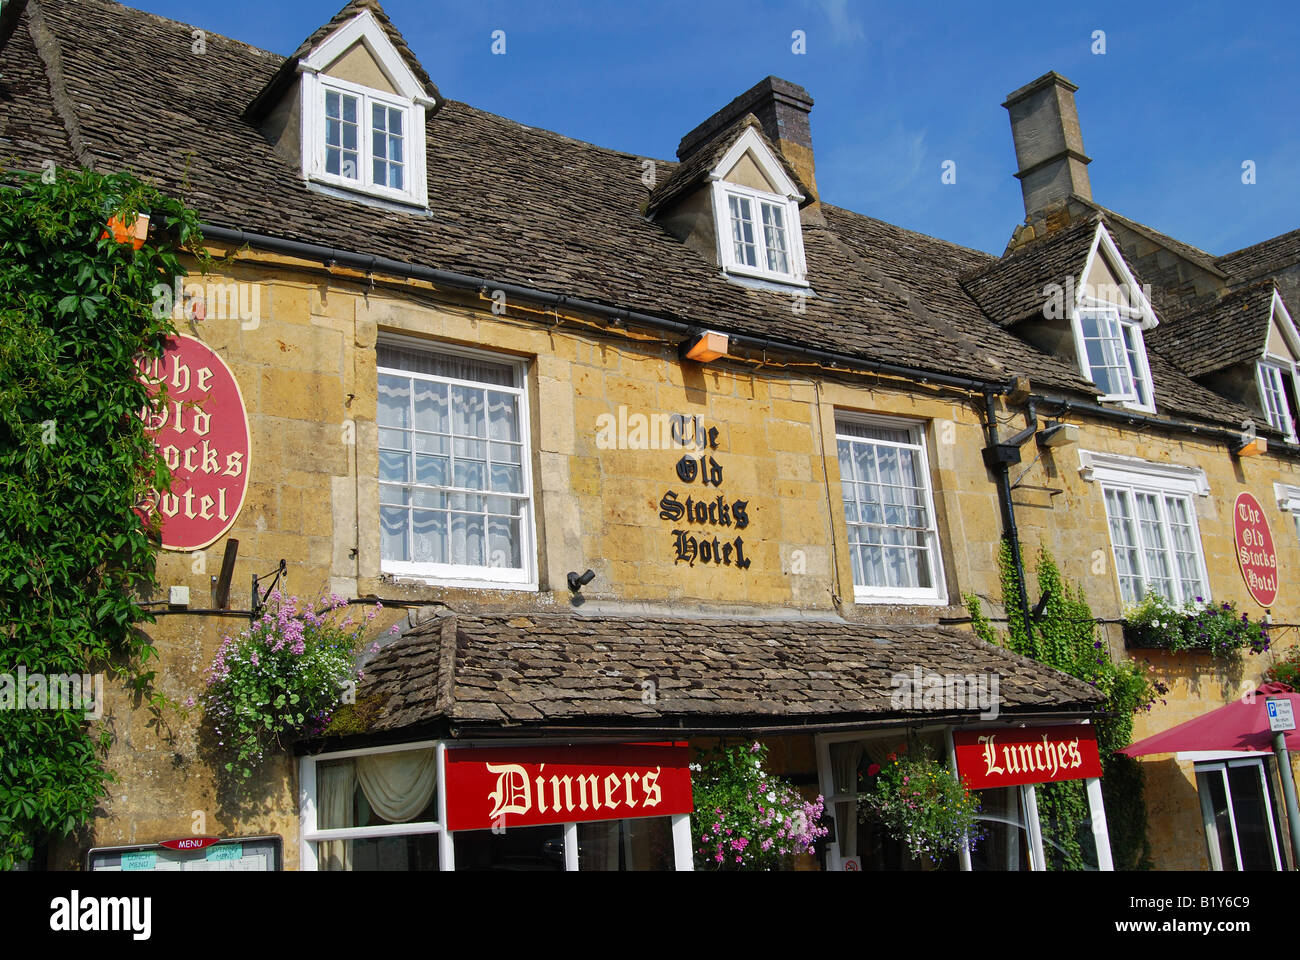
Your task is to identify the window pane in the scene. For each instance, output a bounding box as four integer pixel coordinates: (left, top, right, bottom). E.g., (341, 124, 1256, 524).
(1196, 768, 1238, 871)
(578, 817, 675, 871)
(1122, 324, 1151, 406)
(836, 425, 937, 593)
(325, 89, 360, 181)
(1102, 487, 1144, 604)
(453, 825, 565, 871)
(728, 195, 757, 267)
(1134, 492, 1174, 600)
(1080, 311, 1134, 398)
(1164, 495, 1205, 602)
(1260, 364, 1294, 436)
(378, 349, 527, 573)
(1226, 763, 1280, 871)
(761, 202, 790, 274)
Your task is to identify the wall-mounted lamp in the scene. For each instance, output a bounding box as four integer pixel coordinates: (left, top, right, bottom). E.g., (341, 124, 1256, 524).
(679, 330, 729, 363)
(1235, 420, 1267, 457)
(567, 569, 596, 593)
(1036, 422, 1078, 448)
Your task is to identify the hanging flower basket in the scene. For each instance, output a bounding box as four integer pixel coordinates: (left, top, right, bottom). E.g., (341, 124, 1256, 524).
(858, 744, 983, 861)
(200, 591, 397, 782)
(690, 741, 828, 870)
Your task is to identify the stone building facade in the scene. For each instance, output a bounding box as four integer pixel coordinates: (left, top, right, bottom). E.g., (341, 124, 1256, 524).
(6, 0, 1300, 871)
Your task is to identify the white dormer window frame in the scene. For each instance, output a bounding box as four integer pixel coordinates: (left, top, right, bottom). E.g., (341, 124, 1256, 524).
(1257, 291, 1300, 442)
(297, 10, 435, 209)
(1257, 360, 1297, 441)
(706, 127, 808, 287)
(1071, 226, 1159, 414)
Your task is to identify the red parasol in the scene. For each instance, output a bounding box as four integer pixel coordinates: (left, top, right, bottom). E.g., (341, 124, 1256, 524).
(1119, 683, 1300, 756)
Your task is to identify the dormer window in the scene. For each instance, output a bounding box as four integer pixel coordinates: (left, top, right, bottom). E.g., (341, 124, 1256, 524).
(317, 78, 411, 197)
(723, 186, 794, 279)
(1258, 361, 1297, 440)
(1076, 306, 1154, 408)
(1070, 226, 1159, 413)
(293, 9, 437, 209)
(706, 125, 808, 287)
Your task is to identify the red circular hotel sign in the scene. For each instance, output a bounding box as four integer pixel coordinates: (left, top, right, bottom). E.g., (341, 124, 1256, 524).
(137, 335, 250, 551)
(1234, 492, 1278, 607)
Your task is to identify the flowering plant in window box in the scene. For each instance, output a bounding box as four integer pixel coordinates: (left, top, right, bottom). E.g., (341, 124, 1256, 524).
(1122, 594, 1270, 659)
(690, 741, 828, 870)
(200, 592, 395, 783)
(857, 744, 983, 861)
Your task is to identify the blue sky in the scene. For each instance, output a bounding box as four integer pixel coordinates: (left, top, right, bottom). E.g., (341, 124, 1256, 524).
(134, 0, 1298, 256)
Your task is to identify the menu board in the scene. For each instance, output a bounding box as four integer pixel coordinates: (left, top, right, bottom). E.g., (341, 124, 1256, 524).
(87, 836, 281, 872)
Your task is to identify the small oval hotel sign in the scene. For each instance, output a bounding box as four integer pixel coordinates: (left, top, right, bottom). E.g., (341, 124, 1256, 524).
(137, 335, 250, 551)
(1234, 492, 1278, 607)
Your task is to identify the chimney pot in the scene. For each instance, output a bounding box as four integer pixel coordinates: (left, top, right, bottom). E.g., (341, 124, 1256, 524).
(1003, 71, 1092, 223)
(678, 76, 819, 210)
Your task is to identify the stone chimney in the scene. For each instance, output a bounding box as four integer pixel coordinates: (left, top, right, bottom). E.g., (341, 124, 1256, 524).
(678, 76, 819, 215)
(1003, 71, 1092, 225)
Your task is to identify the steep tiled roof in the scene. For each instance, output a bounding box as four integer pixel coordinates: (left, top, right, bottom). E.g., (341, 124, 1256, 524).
(960, 215, 1260, 424)
(358, 611, 1104, 734)
(1147, 282, 1276, 378)
(2, 0, 1269, 431)
(245, 0, 440, 121)
(1076, 199, 1225, 278)
(645, 113, 810, 215)
(0, 0, 76, 168)
(1218, 228, 1300, 285)
(960, 216, 1101, 328)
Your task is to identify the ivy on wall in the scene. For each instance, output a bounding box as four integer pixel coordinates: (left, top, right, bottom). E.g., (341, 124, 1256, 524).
(0, 166, 205, 868)
(965, 541, 1160, 870)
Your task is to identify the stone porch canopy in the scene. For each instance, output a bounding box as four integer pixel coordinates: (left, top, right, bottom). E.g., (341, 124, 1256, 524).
(319, 610, 1106, 742)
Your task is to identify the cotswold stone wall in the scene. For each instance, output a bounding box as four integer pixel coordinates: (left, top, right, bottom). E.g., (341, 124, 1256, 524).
(69, 250, 1300, 869)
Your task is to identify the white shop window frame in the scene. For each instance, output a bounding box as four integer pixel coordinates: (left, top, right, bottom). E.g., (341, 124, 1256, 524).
(1192, 755, 1285, 871)
(813, 725, 1113, 872)
(1079, 450, 1212, 606)
(298, 740, 694, 871)
(298, 9, 434, 208)
(835, 413, 947, 605)
(1071, 226, 1159, 414)
(377, 337, 538, 591)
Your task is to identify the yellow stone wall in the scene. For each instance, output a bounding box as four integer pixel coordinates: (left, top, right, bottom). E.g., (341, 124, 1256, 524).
(79, 251, 1300, 870)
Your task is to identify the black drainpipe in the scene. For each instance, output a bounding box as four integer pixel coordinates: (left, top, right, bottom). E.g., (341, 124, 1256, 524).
(982, 390, 1035, 643)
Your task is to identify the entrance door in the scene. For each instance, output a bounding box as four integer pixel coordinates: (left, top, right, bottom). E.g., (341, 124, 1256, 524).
(1195, 757, 1284, 871)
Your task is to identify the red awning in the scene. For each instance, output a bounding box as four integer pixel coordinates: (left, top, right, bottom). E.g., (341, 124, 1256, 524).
(1119, 683, 1300, 757)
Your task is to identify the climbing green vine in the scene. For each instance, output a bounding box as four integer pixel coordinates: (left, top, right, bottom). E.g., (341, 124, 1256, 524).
(0, 165, 207, 868)
(965, 541, 1162, 870)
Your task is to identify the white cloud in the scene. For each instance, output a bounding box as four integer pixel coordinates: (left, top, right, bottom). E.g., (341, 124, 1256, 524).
(817, 0, 866, 44)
